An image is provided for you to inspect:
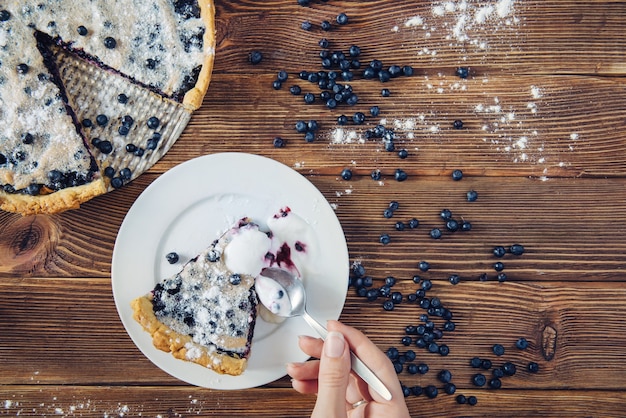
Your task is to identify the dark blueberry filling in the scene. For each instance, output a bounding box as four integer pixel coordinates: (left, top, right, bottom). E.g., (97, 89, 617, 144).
(174, 0, 201, 19)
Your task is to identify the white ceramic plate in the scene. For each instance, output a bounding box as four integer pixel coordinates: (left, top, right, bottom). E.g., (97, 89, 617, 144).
(112, 152, 349, 389)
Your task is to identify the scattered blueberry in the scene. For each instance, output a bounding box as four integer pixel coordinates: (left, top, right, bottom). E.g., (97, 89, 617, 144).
(493, 246, 506, 258)
(424, 385, 438, 398)
(165, 252, 179, 264)
(381, 88, 391, 97)
(321, 20, 332, 31)
(493, 344, 505, 356)
(502, 362, 517, 376)
(301, 20, 312, 31)
(456, 394, 467, 404)
(516, 337, 529, 350)
(489, 378, 502, 389)
(0, 10, 11, 21)
(273, 137, 286, 148)
(456, 66, 469, 79)
(472, 373, 486, 387)
(510, 244, 525, 256)
(467, 395, 478, 406)
(394, 168, 407, 181)
(527, 362, 540, 373)
(340, 168, 353, 180)
(453, 119, 464, 129)
(249, 50, 263, 64)
(379, 233, 391, 245)
(467, 190, 478, 202)
(430, 228, 442, 239)
(336, 13, 349, 25)
(451, 169, 463, 181)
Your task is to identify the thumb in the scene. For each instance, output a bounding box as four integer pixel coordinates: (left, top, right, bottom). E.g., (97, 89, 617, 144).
(312, 331, 351, 418)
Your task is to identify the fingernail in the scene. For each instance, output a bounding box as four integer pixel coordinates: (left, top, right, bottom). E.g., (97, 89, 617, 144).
(324, 331, 345, 358)
(286, 362, 304, 368)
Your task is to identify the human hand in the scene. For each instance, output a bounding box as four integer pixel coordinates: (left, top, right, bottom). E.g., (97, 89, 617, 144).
(286, 320, 410, 418)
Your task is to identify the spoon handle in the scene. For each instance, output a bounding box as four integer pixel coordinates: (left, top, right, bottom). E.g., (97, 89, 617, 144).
(302, 312, 393, 401)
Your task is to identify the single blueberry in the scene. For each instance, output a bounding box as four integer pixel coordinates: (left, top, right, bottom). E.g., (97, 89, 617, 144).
(104, 36, 117, 49)
(249, 50, 263, 64)
(493, 344, 505, 356)
(472, 373, 486, 387)
(379, 233, 391, 245)
(516, 337, 529, 350)
(394, 168, 407, 181)
(77, 25, 88, 36)
(456, 66, 470, 79)
(273, 137, 285, 148)
(493, 246, 506, 258)
(340, 168, 353, 180)
(452, 169, 463, 181)
(449, 274, 460, 285)
(453, 119, 464, 129)
(489, 378, 502, 389)
(165, 252, 179, 264)
(147, 116, 160, 129)
(336, 13, 349, 25)
(527, 362, 539, 373)
(510, 244, 525, 256)
(467, 190, 478, 202)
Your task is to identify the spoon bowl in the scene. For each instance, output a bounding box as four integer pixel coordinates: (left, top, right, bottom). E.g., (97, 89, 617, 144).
(258, 267, 393, 401)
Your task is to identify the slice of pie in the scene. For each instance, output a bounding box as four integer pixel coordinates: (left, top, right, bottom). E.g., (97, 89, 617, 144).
(0, 0, 215, 215)
(131, 219, 267, 376)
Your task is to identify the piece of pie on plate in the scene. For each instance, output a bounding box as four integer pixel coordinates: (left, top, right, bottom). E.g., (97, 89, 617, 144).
(0, 0, 215, 215)
(131, 219, 265, 376)
(131, 208, 318, 376)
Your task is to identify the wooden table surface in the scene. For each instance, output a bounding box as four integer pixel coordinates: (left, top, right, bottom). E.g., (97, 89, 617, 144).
(2, 1, 626, 416)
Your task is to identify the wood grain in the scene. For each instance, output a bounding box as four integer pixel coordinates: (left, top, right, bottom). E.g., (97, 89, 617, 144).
(2, 1, 626, 416)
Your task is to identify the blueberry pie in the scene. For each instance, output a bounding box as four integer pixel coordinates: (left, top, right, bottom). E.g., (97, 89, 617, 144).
(131, 219, 263, 376)
(0, 0, 215, 215)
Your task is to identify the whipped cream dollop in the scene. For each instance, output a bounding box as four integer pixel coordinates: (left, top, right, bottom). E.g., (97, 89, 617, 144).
(222, 207, 317, 324)
(223, 207, 316, 279)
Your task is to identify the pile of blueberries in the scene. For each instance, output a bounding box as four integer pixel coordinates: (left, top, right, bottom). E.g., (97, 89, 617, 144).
(252, 4, 415, 148)
(350, 259, 540, 406)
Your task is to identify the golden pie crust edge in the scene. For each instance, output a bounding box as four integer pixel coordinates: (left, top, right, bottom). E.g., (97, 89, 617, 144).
(182, 0, 216, 111)
(131, 294, 248, 376)
(0, 178, 107, 216)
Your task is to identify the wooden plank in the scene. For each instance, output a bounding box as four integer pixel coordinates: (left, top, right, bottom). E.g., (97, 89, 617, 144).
(210, 1, 626, 76)
(157, 73, 626, 177)
(2, 175, 625, 280)
(1, 387, 626, 417)
(2, 278, 626, 392)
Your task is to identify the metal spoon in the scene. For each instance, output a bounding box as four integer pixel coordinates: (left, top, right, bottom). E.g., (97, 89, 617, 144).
(257, 267, 393, 401)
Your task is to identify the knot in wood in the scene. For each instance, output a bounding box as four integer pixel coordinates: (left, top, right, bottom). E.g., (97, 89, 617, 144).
(0, 215, 58, 274)
(541, 325, 558, 361)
